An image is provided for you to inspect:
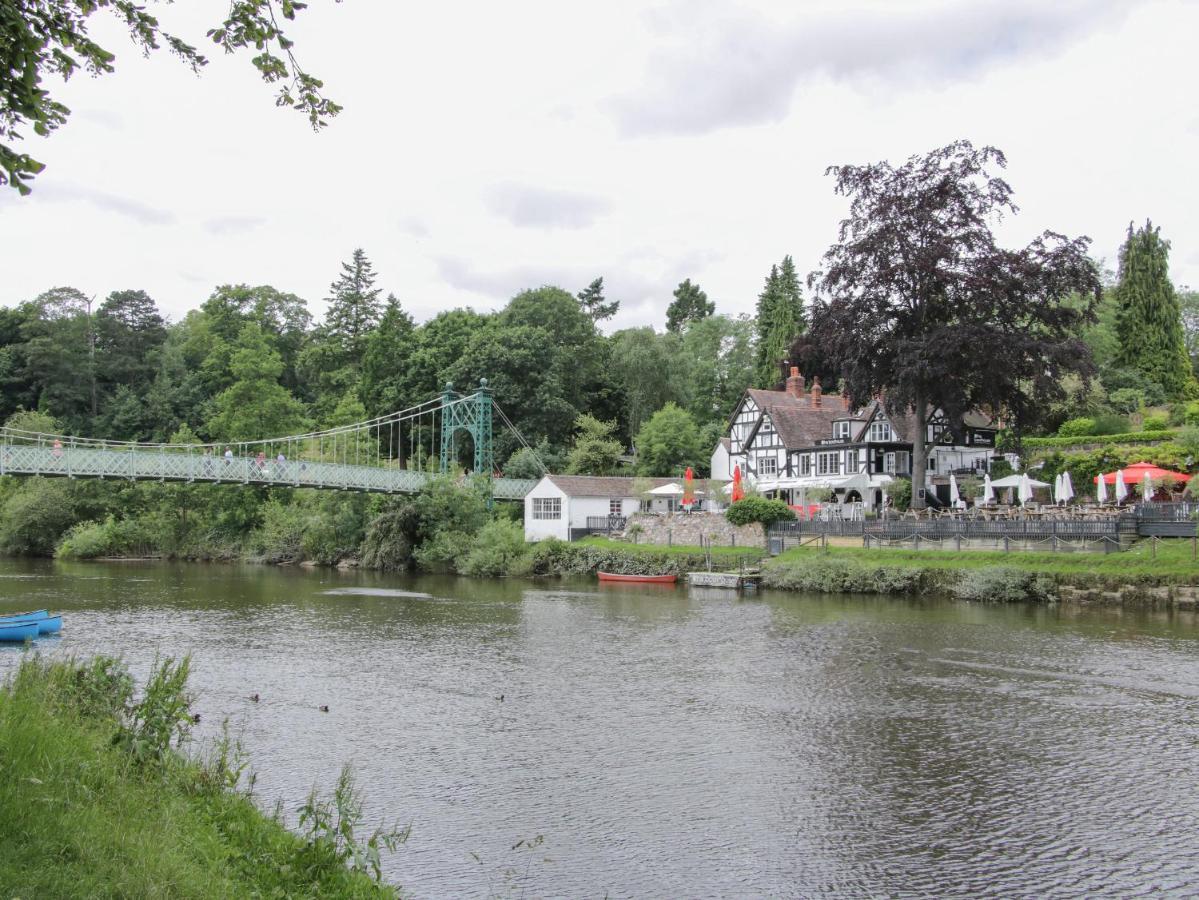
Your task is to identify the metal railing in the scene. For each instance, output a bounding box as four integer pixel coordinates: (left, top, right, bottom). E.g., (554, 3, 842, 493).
(0, 444, 537, 500)
(585, 515, 627, 534)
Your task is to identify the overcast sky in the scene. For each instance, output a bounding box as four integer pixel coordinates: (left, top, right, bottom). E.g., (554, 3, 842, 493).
(2, 0, 1197, 331)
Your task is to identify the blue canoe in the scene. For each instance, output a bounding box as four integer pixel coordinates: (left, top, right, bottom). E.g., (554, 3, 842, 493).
(0, 609, 48, 623)
(0, 621, 40, 642)
(0, 610, 61, 635)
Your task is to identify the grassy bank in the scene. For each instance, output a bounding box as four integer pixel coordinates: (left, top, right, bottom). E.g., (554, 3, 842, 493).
(0, 656, 403, 898)
(762, 539, 1199, 603)
(527, 537, 765, 577)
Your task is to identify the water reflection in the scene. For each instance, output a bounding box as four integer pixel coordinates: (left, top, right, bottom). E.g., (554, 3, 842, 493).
(1, 559, 1197, 897)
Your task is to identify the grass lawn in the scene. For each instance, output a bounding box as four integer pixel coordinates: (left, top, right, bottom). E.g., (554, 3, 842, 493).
(773, 538, 1199, 582)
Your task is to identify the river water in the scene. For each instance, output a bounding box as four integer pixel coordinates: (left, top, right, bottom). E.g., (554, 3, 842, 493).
(1, 559, 1198, 898)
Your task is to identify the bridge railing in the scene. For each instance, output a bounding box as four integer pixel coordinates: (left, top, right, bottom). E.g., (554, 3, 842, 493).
(0, 444, 536, 499)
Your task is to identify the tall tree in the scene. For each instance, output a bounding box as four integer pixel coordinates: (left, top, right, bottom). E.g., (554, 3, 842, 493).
(95, 289, 167, 403)
(805, 141, 1100, 507)
(323, 248, 384, 362)
(577, 277, 619, 322)
(360, 295, 417, 419)
(1113, 220, 1196, 399)
(20, 287, 97, 431)
(682, 314, 755, 428)
(665, 279, 714, 332)
(754, 256, 806, 388)
(634, 402, 705, 476)
(565, 414, 624, 476)
(608, 328, 688, 441)
(1, 1, 339, 194)
(206, 323, 309, 442)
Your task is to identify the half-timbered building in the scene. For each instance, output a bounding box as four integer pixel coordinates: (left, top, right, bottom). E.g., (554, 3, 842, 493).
(720, 368, 998, 510)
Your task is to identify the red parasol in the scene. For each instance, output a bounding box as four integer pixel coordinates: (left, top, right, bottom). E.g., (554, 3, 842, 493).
(731, 465, 744, 502)
(1093, 462, 1191, 485)
(682, 466, 695, 509)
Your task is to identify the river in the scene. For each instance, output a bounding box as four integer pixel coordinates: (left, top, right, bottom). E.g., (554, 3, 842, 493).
(1, 558, 1198, 898)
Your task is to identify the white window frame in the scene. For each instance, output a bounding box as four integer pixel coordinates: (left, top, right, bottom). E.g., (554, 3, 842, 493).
(834, 421, 851, 440)
(609, 498, 623, 516)
(869, 421, 892, 442)
(818, 452, 840, 475)
(799, 454, 812, 476)
(758, 456, 778, 476)
(532, 497, 561, 520)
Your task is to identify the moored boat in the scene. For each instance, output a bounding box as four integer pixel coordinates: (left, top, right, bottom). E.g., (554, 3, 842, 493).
(0, 609, 48, 624)
(0, 621, 41, 642)
(597, 572, 677, 584)
(35, 615, 62, 635)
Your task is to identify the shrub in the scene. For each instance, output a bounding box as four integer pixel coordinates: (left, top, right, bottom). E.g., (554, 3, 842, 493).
(760, 557, 934, 594)
(0, 478, 79, 556)
(1057, 417, 1097, 437)
(885, 478, 912, 511)
(457, 519, 531, 576)
(725, 496, 795, 528)
(56, 516, 157, 559)
(952, 567, 1056, 603)
(360, 500, 420, 571)
(1142, 413, 1169, 432)
(1092, 414, 1132, 435)
(1183, 401, 1199, 426)
(1021, 430, 1178, 451)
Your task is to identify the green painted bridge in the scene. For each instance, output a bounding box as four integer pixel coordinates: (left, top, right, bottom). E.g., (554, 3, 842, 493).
(0, 382, 541, 501)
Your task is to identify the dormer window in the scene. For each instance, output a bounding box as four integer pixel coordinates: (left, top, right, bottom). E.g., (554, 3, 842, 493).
(833, 421, 852, 440)
(868, 421, 893, 442)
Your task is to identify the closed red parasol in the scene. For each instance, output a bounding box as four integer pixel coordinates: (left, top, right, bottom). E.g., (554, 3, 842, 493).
(731, 465, 744, 502)
(682, 467, 695, 510)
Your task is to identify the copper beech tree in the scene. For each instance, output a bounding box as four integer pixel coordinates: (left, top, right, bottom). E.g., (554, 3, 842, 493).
(799, 141, 1101, 508)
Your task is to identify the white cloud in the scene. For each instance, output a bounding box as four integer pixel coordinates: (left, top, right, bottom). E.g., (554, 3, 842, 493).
(0, 0, 1196, 332)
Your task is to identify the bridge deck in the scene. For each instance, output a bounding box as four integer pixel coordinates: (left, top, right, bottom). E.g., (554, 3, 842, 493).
(0, 445, 536, 500)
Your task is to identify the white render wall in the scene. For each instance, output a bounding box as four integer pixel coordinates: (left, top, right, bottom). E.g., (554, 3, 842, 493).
(710, 442, 732, 481)
(523, 477, 570, 542)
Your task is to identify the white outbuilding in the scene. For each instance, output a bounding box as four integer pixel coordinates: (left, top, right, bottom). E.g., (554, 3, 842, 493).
(523, 474, 684, 542)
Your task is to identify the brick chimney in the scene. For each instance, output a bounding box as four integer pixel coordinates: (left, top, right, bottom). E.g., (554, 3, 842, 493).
(810, 377, 822, 407)
(841, 393, 850, 411)
(785, 366, 805, 400)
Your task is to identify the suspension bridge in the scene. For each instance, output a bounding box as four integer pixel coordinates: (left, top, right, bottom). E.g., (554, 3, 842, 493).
(0, 381, 541, 501)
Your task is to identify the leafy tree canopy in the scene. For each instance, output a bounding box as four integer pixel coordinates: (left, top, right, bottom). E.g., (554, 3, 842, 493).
(2, 1, 339, 194)
(665, 279, 714, 332)
(804, 140, 1100, 506)
(565, 414, 624, 476)
(577, 277, 619, 322)
(634, 402, 706, 476)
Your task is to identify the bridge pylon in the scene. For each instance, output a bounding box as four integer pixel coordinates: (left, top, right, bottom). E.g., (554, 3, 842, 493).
(439, 379, 494, 485)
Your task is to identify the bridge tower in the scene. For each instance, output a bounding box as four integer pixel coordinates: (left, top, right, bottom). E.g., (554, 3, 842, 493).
(439, 379, 494, 481)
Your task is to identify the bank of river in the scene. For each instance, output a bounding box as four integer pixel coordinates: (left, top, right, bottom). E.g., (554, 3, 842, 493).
(2, 558, 1198, 896)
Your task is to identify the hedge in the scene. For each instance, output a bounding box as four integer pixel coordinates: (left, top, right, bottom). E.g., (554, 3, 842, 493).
(1021, 429, 1180, 451)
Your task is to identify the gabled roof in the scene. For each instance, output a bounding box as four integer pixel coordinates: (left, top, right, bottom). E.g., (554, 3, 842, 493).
(543, 475, 677, 498)
(853, 401, 996, 443)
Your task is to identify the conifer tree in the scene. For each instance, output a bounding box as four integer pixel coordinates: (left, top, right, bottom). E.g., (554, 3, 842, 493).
(1113, 220, 1197, 399)
(665, 279, 714, 332)
(324, 248, 383, 360)
(754, 256, 806, 388)
(577, 277, 619, 321)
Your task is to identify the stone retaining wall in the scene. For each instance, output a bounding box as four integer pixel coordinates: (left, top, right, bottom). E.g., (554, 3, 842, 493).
(625, 512, 764, 548)
(1057, 583, 1199, 608)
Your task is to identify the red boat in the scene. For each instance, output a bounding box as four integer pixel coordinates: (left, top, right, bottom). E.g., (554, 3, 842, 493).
(597, 571, 677, 584)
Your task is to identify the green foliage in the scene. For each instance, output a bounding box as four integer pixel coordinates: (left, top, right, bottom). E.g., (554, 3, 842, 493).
(0, 656, 400, 896)
(206, 322, 309, 441)
(0, 477, 78, 555)
(577, 277, 618, 322)
(725, 496, 796, 527)
(1, 1, 338, 194)
(989, 458, 1015, 480)
(761, 557, 934, 594)
(503, 445, 552, 480)
(665, 279, 714, 332)
(1034, 443, 1191, 493)
(634, 402, 705, 476)
(528, 538, 762, 577)
(1021, 429, 1178, 451)
(359, 499, 421, 571)
(1057, 417, 1097, 437)
(754, 256, 806, 388)
(457, 519, 532, 577)
(951, 568, 1057, 603)
(1113, 220, 1197, 399)
(1142, 413, 1169, 431)
(885, 478, 912, 511)
(566, 414, 624, 476)
(56, 515, 157, 559)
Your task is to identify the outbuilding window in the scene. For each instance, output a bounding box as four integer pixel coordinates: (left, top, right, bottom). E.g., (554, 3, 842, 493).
(532, 497, 561, 520)
(609, 499, 623, 516)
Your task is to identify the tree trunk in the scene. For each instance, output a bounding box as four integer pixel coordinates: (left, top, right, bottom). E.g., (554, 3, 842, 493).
(910, 391, 929, 509)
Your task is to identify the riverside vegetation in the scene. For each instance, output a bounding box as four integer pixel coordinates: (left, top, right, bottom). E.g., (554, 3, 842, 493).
(0, 655, 406, 898)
